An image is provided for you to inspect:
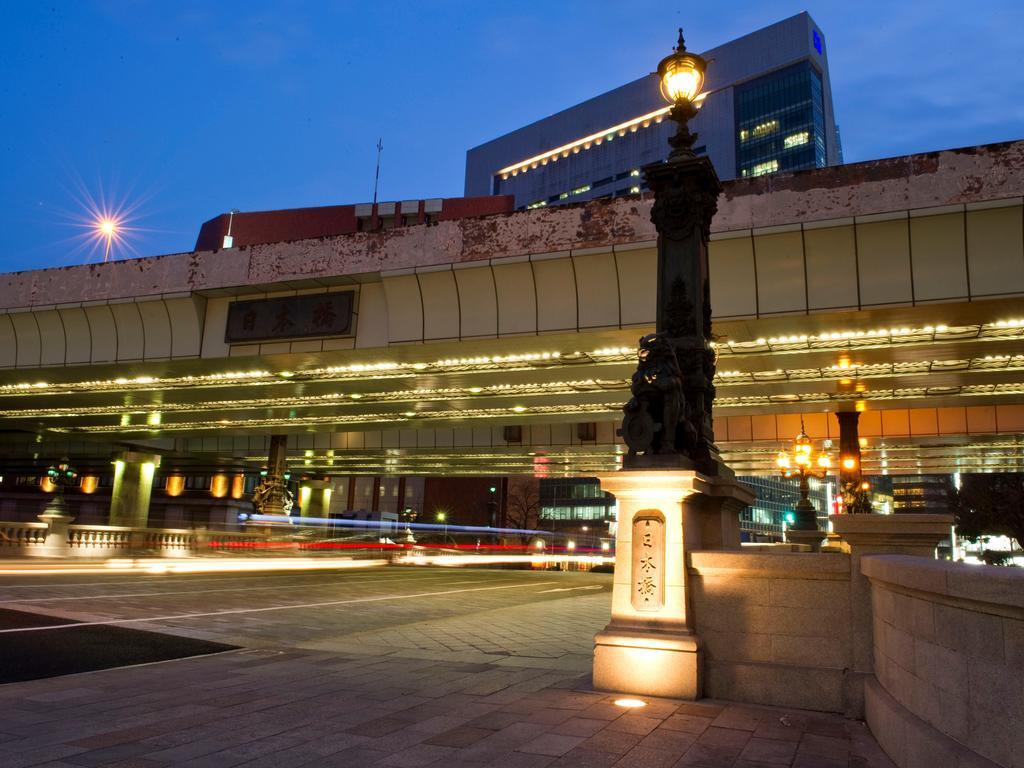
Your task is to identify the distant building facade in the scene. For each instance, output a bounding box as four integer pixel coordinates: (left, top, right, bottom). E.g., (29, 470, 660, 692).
(737, 476, 834, 542)
(465, 12, 840, 209)
(538, 475, 834, 543)
(890, 474, 954, 515)
(539, 478, 616, 529)
(195, 196, 514, 251)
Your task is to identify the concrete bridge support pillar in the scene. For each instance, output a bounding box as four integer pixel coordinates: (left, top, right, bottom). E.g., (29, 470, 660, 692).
(299, 479, 332, 518)
(837, 410, 863, 487)
(108, 452, 161, 528)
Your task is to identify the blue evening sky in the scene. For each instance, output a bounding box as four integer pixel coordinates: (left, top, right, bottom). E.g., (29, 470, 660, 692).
(1, 1, 1021, 273)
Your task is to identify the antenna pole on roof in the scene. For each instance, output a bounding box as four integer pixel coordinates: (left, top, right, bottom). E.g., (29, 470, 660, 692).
(372, 138, 384, 205)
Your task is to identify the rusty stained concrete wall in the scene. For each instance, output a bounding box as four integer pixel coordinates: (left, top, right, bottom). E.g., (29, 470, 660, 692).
(1, 140, 1021, 312)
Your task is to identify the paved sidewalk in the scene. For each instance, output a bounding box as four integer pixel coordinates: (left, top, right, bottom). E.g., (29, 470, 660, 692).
(0, 567, 894, 767)
(0, 646, 894, 767)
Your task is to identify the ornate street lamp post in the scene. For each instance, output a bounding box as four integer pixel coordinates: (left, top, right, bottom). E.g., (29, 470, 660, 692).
(620, 30, 722, 474)
(776, 419, 831, 537)
(39, 459, 78, 557)
(45, 460, 79, 513)
(252, 434, 293, 518)
(593, 28, 755, 701)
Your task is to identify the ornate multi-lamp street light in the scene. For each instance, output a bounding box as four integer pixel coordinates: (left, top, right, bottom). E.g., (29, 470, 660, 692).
(39, 459, 78, 557)
(776, 419, 831, 534)
(44, 460, 79, 514)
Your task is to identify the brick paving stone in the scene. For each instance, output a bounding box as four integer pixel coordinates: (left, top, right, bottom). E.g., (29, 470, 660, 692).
(712, 707, 764, 732)
(64, 743, 155, 767)
(377, 743, 459, 767)
(791, 754, 848, 768)
(423, 726, 494, 748)
(551, 749, 620, 768)
(517, 733, 588, 757)
(612, 744, 681, 768)
(697, 726, 752, 751)
(797, 733, 850, 758)
(578, 729, 644, 756)
(752, 715, 807, 742)
(526, 708, 578, 726)
(659, 714, 714, 735)
(738, 737, 799, 765)
(485, 752, 558, 768)
(638, 728, 697, 754)
(345, 716, 417, 737)
(804, 717, 848, 739)
(675, 701, 725, 718)
(466, 711, 525, 731)
(605, 714, 663, 736)
(578, 702, 628, 721)
(550, 718, 611, 738)
(673, 741, 744, 767)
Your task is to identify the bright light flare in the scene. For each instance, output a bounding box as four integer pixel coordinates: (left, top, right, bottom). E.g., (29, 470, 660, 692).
(614, 698, 648, 709)
(51, 170, 155, 264)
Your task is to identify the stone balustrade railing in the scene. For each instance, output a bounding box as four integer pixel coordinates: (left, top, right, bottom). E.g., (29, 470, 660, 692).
(0, 520, 269, 558)
(0, 520, 47, 549)
(68, 525, 133, 551)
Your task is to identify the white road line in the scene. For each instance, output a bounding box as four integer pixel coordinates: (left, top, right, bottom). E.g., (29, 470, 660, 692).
(0, 569, 458, 593)
(0, 573, 474, 604)
(0, 580, 559, 634)
(536, 585, 605, 593)
(0, 569, 418, 591)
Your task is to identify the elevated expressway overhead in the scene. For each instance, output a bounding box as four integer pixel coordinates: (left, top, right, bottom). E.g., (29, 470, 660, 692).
(0, 142, 1023, 478)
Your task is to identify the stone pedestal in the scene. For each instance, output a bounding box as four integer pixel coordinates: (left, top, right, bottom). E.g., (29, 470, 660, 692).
(786, 528, 826, 551)
(592, 470, 753, 699)
(108, 452, 161, 528)
(37, 508, 73, 558)
(830, 513, 953, 556)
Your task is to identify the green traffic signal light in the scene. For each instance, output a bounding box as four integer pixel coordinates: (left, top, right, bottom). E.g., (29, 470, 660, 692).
(784, 511, 796, 525)
(489, 486, 497, 493)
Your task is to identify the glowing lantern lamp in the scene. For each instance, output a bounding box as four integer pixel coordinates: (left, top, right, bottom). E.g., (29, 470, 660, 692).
(656, 29, 708, 160)
(776, 418, 831, 531)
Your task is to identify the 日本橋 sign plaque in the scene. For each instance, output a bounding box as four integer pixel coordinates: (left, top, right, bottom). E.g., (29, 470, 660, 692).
(225, 291, 354, 343)
(631, 512, 665, 611)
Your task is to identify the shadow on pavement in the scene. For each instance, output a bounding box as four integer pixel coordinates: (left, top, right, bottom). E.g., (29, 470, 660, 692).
(0, 608, 237, 684)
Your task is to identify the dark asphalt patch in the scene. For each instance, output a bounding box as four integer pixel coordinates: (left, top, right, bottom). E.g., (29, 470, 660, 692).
(0, 608, 236, 684)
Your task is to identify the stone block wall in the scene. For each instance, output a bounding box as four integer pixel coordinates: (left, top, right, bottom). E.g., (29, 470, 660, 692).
(689, 550, 858, 715)
(863, 555, 1024, 767)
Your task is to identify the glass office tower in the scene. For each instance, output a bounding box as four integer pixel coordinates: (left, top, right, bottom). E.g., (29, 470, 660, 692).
(735, 61, 827, 178)
(465, 13, 840, 208)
